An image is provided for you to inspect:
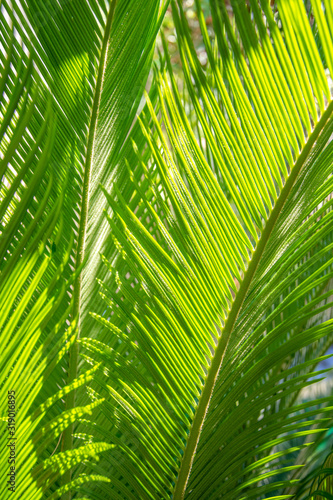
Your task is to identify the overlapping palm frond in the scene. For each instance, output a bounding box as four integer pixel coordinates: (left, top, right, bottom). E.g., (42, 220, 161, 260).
(2, 0, 333, 498)
(0, 8, 114, 499)
(1, 0, 168, 498)
(79, 0, 333, 498)
(288, 446, 333, 499)
(16, 0, 169, 332)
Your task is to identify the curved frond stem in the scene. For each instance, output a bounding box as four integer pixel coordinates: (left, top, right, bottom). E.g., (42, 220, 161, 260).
(61, 0, 117, 494)
(172, 100, 333, 500)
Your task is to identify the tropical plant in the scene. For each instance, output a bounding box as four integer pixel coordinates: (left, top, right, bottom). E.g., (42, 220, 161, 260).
(1, 0, 333, 499)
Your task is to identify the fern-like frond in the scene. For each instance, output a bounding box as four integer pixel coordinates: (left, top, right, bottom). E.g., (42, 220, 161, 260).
(82, 1, 333, 498)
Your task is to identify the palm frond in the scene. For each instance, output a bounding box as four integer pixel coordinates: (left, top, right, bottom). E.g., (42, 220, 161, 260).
(0, 8, 112, 499)
(81, 0, 333, 498)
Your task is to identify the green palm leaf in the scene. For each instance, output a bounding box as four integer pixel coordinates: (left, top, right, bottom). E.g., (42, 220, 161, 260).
(0, 12, 113, 499)
(2, 0, 333, 498)
(79, 0, 333, 498)
(1, 0, 167, 497)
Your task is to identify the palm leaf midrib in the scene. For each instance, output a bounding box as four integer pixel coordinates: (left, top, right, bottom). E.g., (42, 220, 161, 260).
(172, 100, 333, 500)
(61, 0, 117, 491)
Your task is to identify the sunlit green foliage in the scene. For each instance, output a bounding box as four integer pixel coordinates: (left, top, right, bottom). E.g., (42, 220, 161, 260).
(1, 1, 333, 499)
